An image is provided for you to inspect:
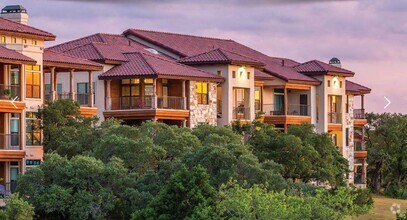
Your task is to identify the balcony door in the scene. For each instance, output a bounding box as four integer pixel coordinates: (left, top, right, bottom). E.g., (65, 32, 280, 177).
(300, 94, 308, 116)
(233, 88, 250, 119)
(273, 89, 284, 115)
(10, 114, 19, 148)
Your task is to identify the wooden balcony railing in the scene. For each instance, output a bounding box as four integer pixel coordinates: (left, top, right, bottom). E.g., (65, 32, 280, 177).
(354, 109, 365, 119)
(0, 84, 20, 101)
(0, 134, 20, 150)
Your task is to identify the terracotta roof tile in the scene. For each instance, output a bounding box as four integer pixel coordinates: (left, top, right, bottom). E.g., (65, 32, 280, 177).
(99, 52, 223, 82)
(0, 17, 55, 40)
(294, 60, 355, 76)
(0, 45, 36, 64)
(254, 69, 273, 80)
(123, 29, 319, 84)
(178, 48, 264, 67)
(43, 49, 103, 70)
(346, 80, 371, 94)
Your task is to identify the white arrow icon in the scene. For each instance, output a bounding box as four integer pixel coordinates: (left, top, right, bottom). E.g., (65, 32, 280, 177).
(10, 96, 18, 109)
(384, 96, 391, 109)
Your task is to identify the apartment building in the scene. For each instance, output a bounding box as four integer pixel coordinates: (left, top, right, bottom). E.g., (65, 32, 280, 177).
(0, 5, 104, 195)
(0, 5, 370, 187)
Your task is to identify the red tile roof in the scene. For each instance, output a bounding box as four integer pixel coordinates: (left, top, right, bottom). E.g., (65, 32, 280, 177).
(99, 52, 224, 82)
(123, 29, 319, 84)
(254, 69, 273, 80)
(178, 48, 264, 67)
(0, 17, 55, 40)
(0, 45, 36, 64)
(43, 49, 103, 71)
(294, 60, 355, 76)
(346, 80, 371, 95)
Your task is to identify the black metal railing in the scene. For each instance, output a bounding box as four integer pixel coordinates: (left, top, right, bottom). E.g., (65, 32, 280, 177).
(354, 109, 365, 119)
(57, 92, 70, 100)
(263, 104, 311, 116)
(0, 134, 20, 150)
(157, 96, 184, 110)
(328, 112, 342, 124)
(116, 96, 153, 110)
(76, 93, 90, 106)
(355, 141, 365, 151)
(233, 107, 250, 120)
(0, 84, 20, 101)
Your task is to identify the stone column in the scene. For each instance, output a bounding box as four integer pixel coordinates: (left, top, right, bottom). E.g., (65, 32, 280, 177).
(69, 69, 75, 100)
(88, 71, 94, 107)
(106, 80, 111, 110)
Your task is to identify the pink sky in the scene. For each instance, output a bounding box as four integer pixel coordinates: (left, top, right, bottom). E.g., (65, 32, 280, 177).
(3, 0, 406, 113)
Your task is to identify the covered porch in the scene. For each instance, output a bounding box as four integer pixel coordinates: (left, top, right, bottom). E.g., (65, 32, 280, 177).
(43, 49, 103, 117)
(103, 77, 190, 125)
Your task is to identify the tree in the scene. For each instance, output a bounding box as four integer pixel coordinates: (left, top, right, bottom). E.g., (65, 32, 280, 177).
(0, 193, 35, 220)
(366, 113, 407, 197)
(133, 165, 217, 220)
(249, 123, 348, 186)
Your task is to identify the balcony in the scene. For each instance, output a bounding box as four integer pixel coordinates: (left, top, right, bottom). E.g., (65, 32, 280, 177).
(354, 109, 365, 119)
(354, 141, 367, 158)
(0, 85, 20, 101)
(263, 104, 311, 125)
(328, 112, 342, 124)
(0, 134, 20, 150)
(104, 96, 189, 121)
(233, 107, 250, 120)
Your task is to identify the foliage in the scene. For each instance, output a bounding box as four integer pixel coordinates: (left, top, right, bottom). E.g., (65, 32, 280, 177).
(0, 193, 35, 220)
(216, 181, 369, 220)
(40, 99, 98, 157)
(133, 165, 217, 220)
(366, 113, 407, 197)
(249, 123, 348, 186)
(398, 210, 407, 220)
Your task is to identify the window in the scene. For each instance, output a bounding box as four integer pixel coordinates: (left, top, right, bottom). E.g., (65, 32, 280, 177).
(255, 86, 261, 112)
(22, 39, 27, 44)
(12, 37, 17, 43)
(232, 71, 236, 78)
(10, 113, 20, 147)
(340, 81, 343, 88)
(327, 80, 331, 87)
(33, 40, 37, 45)
(196, 82, 208, 105)
(77, 82, 96, 106)
(1, 36, 5, 43)
(346, 128, 349, 146)
(247, 72, 251, 79)
(217, 70, 222, 76)
(26, 112, 41, 146)
(25, 65, 41, 98)
(346, 95, 349, 113)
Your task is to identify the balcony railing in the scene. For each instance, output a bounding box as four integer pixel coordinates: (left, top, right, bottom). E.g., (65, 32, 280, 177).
(263, 104, 311, 116)
(109, 96, 185, 110)
(57, 92, 70, 100)
(0, 134, 20, 150)
(157, 96, 184, 109)
(355, 141, 365, 151)
(0, 84, 20, 101)
(233, 107, 250, 120)
(0, 182, 17, 196)
(76, 93, 90, 106)
(328, 112, 342, 124)
(354, 109, 365, 119)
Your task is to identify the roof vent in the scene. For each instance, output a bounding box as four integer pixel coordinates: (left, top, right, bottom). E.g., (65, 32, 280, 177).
(145, 48, 160, 55)
(329, 57, 341, 68)
(0, 5, 29, 25)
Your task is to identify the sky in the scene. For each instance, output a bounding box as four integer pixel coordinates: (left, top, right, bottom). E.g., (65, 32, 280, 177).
(2, 0, 406, 113)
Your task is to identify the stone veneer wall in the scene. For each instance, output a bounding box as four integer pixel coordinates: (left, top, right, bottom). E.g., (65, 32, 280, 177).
(189, 81, 217, 128)
(345, 95, 355, 184)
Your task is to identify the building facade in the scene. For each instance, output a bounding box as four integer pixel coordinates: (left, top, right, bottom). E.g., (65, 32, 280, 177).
(1, 5, 371, 188)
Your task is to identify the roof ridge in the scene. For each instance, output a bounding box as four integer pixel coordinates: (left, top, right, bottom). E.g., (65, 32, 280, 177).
(49, 33, 105, 51)
(137, 52, 158, 75)
(312, 60, 326, 71)
(141, 51, 223, 79)
(215, 48, 229, 60)
(219, 48, 263, 63)
(0, 17, 55, 37)
(127, 28, 234, 42)
(44, 48, 102, 66)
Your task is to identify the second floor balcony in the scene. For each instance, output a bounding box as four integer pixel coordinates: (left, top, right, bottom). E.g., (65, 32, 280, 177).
(328, 112, 342, 124)
(264, 104, 311, 116)
(354, 109, 365, 119)
(0, 134, 20, 150)
(0, 85, 20, 101)
(108, 95, 185, 111)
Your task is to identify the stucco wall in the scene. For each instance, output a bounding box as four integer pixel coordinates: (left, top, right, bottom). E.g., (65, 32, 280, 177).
(189, 81, 217, 128)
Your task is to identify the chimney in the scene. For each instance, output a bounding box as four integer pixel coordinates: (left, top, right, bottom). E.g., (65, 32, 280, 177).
(329, 57, 342, 68)
(1, 5, 29, 25)
(281, 59, 285, 66)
